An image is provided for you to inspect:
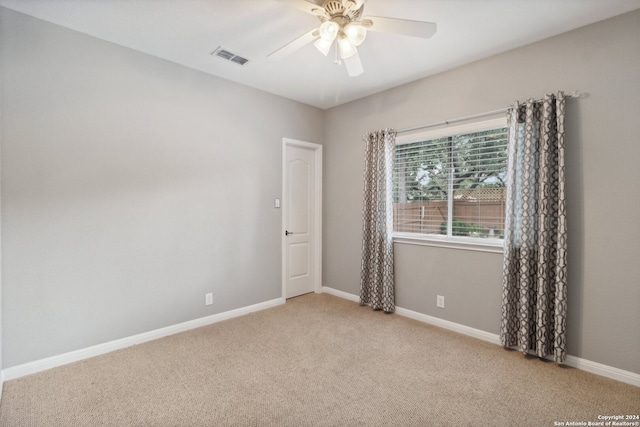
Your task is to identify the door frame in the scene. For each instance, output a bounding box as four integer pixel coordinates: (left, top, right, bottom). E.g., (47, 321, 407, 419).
(281, 138, 323, 299)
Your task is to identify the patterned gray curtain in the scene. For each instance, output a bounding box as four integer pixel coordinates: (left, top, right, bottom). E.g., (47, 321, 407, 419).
(500, 92, 568, 362)
(360, 128, 396, 313)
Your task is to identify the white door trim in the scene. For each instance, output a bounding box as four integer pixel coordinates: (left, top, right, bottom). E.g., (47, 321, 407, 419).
(282, 138, 322, 299)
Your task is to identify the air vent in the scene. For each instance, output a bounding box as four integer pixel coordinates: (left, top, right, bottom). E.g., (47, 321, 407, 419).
(211, 46, 250, 66)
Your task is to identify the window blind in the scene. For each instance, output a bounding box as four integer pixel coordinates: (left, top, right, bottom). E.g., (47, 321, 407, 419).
(393, 126, 508, 239)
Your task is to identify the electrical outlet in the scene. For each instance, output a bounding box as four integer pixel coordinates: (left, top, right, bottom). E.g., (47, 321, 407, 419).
(437, 295, 445, 309)
(205, 293, 213, 306)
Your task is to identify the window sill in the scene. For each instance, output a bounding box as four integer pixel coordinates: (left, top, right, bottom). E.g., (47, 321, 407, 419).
(393, 233, 504, 254)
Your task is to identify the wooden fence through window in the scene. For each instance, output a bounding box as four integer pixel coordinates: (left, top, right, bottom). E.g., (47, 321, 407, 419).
(393, 188, 506, 238)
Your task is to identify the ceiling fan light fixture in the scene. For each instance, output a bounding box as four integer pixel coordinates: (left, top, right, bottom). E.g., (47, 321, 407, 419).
(314, 37, 333, 56)
(272, 0, 437, 77)
(338, 36, 357, 59)
(318, 21, 339, 41)
(344, 23, 367, 46)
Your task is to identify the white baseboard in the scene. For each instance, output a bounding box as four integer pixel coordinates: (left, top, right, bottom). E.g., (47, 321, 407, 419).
(321, 286, 640, 388)
(321, 286, 360, 302)
(2, 297, 285, 381)
(322, 286, 500, 345)
(394, 306, 502, 345)
(563, 355, 640, 387)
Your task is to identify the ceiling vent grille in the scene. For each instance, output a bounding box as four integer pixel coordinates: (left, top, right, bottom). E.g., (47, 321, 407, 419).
(211, 46, 249, 66)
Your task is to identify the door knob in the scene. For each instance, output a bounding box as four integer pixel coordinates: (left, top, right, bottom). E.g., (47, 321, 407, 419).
(285, 230, 293, 236)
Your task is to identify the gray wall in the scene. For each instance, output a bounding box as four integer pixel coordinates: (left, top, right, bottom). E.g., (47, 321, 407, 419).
(0, 7, 323, 368)
(323, 10, 640, 374)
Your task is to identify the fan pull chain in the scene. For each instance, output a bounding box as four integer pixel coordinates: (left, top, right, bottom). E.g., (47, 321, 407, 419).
(333, 42, 342, 66)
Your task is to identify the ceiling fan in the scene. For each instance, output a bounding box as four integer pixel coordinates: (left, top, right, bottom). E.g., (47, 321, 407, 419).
(269, 0, 437, 77)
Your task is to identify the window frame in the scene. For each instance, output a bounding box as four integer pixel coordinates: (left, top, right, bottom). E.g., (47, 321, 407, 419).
(393, 117, 507, 253)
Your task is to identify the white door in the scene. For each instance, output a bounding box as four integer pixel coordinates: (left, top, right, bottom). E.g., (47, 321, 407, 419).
(283, 141, 321, 299)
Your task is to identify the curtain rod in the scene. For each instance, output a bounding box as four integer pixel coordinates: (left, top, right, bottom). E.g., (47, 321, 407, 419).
(396, 91, 584, 134)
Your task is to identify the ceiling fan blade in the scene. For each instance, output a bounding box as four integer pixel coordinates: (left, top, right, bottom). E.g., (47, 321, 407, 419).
(268, 28, 320, 61)
(344, 51, 364, 77)
(362, 16, 437, 39)
(274, 0, 330, 19)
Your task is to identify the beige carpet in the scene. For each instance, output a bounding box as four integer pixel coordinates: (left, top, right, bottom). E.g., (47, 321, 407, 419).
(0, 293, 638, 426)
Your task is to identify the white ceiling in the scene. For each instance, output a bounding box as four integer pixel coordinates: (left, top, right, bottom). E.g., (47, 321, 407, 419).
(2, 0, 639, 109)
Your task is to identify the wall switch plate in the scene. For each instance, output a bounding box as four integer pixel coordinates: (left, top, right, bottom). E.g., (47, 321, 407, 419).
(274, 198, 281, 208)
(205, 293, 213, 306)
(437, 295, 445, 309)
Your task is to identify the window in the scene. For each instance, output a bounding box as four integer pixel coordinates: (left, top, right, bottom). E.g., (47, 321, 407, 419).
(393, 118, 508, 246)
